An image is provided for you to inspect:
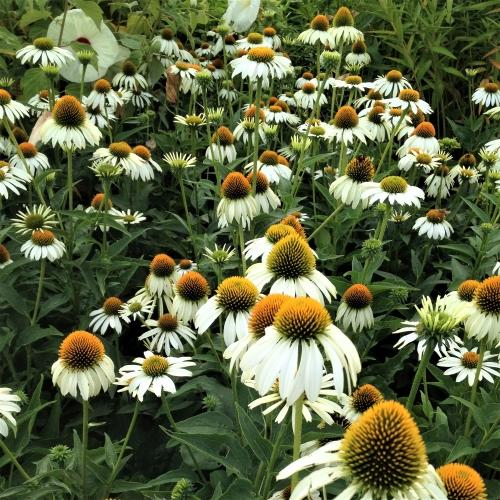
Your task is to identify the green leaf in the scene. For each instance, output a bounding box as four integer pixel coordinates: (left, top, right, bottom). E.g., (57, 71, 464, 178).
(176, 412, 233, 434)
(16, 325, 63, 350)
(104, 433, 117, 468)
(166, 430, 252, 476)
(71, 0, 103, 28)
(19, 9, 51, 29)
(446, 436, 477, 462)
(430, 45, 456, 59)
(236, 404, 273, 464)
(20, 68, 49, 101)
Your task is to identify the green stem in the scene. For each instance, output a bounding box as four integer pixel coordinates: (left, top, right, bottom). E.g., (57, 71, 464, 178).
(251, 78, 263, 194)
(464, 340, 486, 438)
(179, 173, 194, 254)
(238, 225, 246, 274)
(377, 111, 407, 174)
(291, 398, 304, 491)
(261, 417, 289, 498)
(406, 341, 435, 412)
(202, 89, 220, 189)
(101, 180, 110, 257)
(67, 149, 74, 211)
(0, 440, 31, 482)
(31, 259, 46, 326)
(104, 400, 140, 496)
(375, 204, 391, 241)
(79, 64, 88, 100)
(82, 399, 89, 500)
(307, 203, 344, 242)
(57, 0, 69, 46)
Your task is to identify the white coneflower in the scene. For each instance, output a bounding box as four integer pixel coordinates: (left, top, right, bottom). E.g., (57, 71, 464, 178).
(223, 293, 291, 371)
(333, 75, 374, 93)
(112, 60, 147, 90)
(115, 351, 194, 401)
(169, 61, 199, 93)
(437, 347, 500, 386)
(362, 175, 425, 207)
(443, 279, 480, 315)
(0, 164, 28, 199)
(246, 234, 337, 304)
(297, 15, 335, 47)
(230, 46, 291, 81)
(93, 142, 147, 180)
(52, 331, 114, 400)
(139, 314, 197, 354)
(128, 89, 154, 110)
(437, 463, 487, 500)
(11, 204, 57, 235)
(385, 88, 433, 115)
(359, 104, 390, 142)
(329, 105, 369, 145)
(464, 276, 500, 345)
(109, 208, 146, 225)
(85, 104, 117, 129)
(145, 253, 176, 303)
(195, 276, 260, 346)
(219, 81, 238, 103)
(373, 69, 412, 97)
(398, 148, 440, 174)
(241, 297, 361, 404)
(27, 89, 52, 116)
(206, 126, 237, 164)
(329, 155, 374, 209)
(174, 259, 197, 280)
(233, 118, 267, 146)
(21, 229, 65, 261)
(294, 82, 328, 110)
(382, 107, 415, 139)
(277, 401, 447, 500)
(336, 284, 374, 333)
(119, 295, 154, 322)
(450, 165, 480, 185)
(40, 95, 101, 149)
(472, 82, 500, 108)
(235, 32, 265, 50)
(247, 373, 342, 427)
(354, 88, 384, 109)
(247, 172, 281, 214)
(346, 39, 371, 66)
(0, 89, 29, 122)
(172, 271, 210, 323)
(0, 388, 21, 438)
(9, 142, 50, 176)
(0, 244, 13, 269)
(217, 172, 257, 229)
(265, 103, 300, 126)
(153, 28, 180, 58)
(89, 296, 124, 335)
(163, 152, 197, 170)
(425, 166, 454, 199)
(85, 79, 123, 112)
(329, 6, 364, 45)
(394, 296, 466, 359)
(244, 224, 296, 261)
(244, 150, 291, 184)
(16, 37, 73, 66)
(263, 26, 281, 50)
(493, 262, 500, 275)
(399, 121, 440, 156)
(173, 113, 206, 128)
(413, 209, 453, 240)
(338, 383, 384, 423)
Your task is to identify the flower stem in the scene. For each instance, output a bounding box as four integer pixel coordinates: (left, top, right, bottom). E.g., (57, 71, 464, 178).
(238, 224, 246, 274)
(57, 0, 69, 46)
(464, 339, 486, 438)
(179, 172, 195, 254)
(377, 111, 406, 174)
(31, 259, 46, 326)
(307, 203, 344, 242)
(0, 440, 31, 482)
(251, 78, 263, 194)
(79, 64, 88, 100)
(406, 341, 435, 412)
(81, 399, 89, 500)
(261, 416, 289, 498)
(66, 149, 74, 211)
(104, 400, 140, 496)
(291, 397, 304, 491)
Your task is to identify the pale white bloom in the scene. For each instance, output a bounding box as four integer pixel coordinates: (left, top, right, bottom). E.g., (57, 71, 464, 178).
(0, 388, 21, 438)
(109, 208, 146, 225)
(16, 37, 74, 67)
(223, 0, 260, 33)
(115, 351, 194, 401)
(230, 47, 291, 81)
(0, 90, 30, 122)
(21, 230, 66, 261)
(89, 297, 125, 335)
(362, 176, 425, 208)
(373, 70, 412, 97)
(472, 83, 500, 108)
